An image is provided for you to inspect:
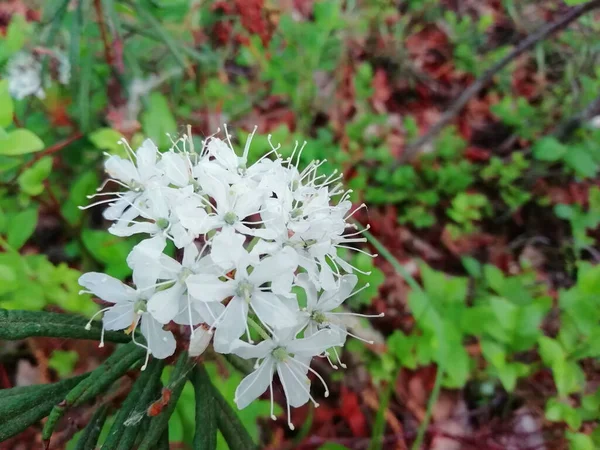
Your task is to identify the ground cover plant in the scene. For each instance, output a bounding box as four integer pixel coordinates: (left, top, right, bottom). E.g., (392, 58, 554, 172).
(0, 0, 600, 449)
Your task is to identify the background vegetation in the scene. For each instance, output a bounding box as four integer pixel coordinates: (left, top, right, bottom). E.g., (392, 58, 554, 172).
(1, 0, 600, 448)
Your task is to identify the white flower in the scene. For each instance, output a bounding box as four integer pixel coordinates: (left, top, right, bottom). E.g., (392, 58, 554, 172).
(187, 240, 299, 352)
(6, 52, 45, 100)
(78, 126, 383, 413)
(78, 272, 176, 369)
(231, 327, 344, 429)
(127, 238, 224, 329)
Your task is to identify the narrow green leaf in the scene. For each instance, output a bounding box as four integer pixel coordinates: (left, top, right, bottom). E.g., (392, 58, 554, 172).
(42, 343, 145, 441)
(78, 47, 92, 132)
(191, 366, 217, 450)
(73, 404, 110, 450)
(102, 359, 165, 449)
(0, 388, 69, 441)
(0, 79, 14, 127)
(0, 129, 44, 155)
(212, 382, 256, 450)
(0, 373, 88, 416)
(138, 353, 195, 450)
(0, 309, 130, 343)
(368, 380, 394, 450)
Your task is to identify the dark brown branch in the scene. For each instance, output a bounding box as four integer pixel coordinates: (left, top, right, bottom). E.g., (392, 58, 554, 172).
(397, 0, 600, 164)
(22, 132, 84, 170)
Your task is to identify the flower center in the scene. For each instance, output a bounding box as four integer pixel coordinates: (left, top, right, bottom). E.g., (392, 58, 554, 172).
(272, 347, 289, 362)
(156, 218, 169, 229)
(310, 310, 327, 324)
(134, 299, 147, 314)
(235, 280, 254, 302)
(179, 267, 193, 282)
(223, 211, 238, 225)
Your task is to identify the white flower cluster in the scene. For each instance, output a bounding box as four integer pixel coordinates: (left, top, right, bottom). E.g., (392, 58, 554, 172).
(5, 50, 70, 100)
(78, 127, 381, 427)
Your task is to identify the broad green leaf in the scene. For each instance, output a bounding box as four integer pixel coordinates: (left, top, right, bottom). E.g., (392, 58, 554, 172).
(532, 137, 566, 162)
(17, 157, 53, 196)
(567, 432, 594, 450)
(538, 337, 564, 366)
(88, 128, 125, 155)
(81, 229, 138, 278)
(61, 171, 99, 225)
(564, 146, 598, 179)
(48, 350, 79, 378)
(0, 14, 29, 62)
(0, 129, 44, 156)
(0, 79, 13, 127)
(141, 93, 177, 149)
(6, 206, 38, 250)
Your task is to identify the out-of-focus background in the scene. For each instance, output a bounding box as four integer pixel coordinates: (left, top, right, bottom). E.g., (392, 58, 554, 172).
(1, 0, 600, 449)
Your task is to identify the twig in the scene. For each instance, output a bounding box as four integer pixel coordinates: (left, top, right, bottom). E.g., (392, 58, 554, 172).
(397, 0, 600, 164)
(552, 92, 600, 141)
(93, 0, 115, 68)
(22, 132, 84, 170)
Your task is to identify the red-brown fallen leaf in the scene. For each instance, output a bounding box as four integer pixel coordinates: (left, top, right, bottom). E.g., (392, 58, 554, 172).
(464, 146, 491, 162)
(441, 227, 496, 257)
(339, 386, 368, 437)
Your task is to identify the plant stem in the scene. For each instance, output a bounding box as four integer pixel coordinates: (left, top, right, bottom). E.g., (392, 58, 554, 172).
(411, 365, 444, 450)
(247, 316, 271, 341)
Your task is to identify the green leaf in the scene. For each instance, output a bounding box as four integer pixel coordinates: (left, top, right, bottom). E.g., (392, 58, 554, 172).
(81, 229, 138, 278)
(564, 146, 599, 179)
(141, 93, 177, 149)
(0, 309, 130, 343)
(0, 129, 44, 155)
(0, 79, 14, 127)
(566, 432, 594, 450)
(0, 14, 29, 62)
(532, 137, 567, 162)
(0, 374, 89, 442)
(191, 366, 217, 450)
(6, 206, 38, 250)
(17, 157, 53, 196)
(101, 359, 164, 449)
(138, 354, 194, 450)
(89, 128, 125, 155)
(538, 336, 565, 366)
(61, 171, 99, 225)
(48, 350, 79, 378)
(545, 398, 582, 430)
(73, 405, 109, 450)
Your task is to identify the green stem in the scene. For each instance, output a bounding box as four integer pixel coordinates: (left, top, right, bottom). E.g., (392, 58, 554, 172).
(247, 317, 270, 341)
(355, 222, 424, 293)
(411, 365, 444, 450)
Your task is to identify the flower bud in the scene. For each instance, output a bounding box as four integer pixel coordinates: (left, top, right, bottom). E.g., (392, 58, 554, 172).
(189, 324, 213, 357)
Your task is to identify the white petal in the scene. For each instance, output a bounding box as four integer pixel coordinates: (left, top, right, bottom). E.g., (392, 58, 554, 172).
(249, 248, 297, 287)
(136, 139, 159, 181)
(181, 243, 200, 268)
(295, 273, 318, 311)
(102, 304, 135, 331)
(285, 329, 345, 357)
(213, 297, 248, 351)
(79, 272, 136, 304)
(318, 274, 359, 311)
(127, 235, 168, 289)
(147, 283, 185, 324)
(277, 360, 310, 408)
(211, 228, 246, 270)
(160, 151, 190, 187)
(105, 156, 137, 184)
(187, 274, 234, 303)
(229, 339, 275, 360)
(141, 315, 176, 359)
(235, 357, 275, 409)
(251, 292, 297, 329)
